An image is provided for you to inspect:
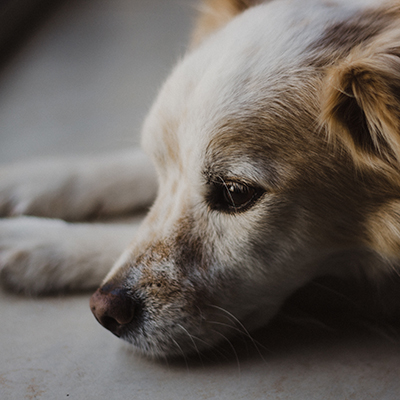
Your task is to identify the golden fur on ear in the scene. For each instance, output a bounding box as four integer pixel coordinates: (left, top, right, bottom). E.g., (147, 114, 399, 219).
(320, 31, 400, 175)
(191, 0, 258, 47)
(367, 200, 400, 271)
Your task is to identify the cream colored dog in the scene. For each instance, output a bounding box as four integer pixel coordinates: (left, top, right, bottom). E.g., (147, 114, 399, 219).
(1, 0, 400, 358)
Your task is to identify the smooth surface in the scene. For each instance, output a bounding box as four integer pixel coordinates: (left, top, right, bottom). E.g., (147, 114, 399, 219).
(0, 0, 400, 399)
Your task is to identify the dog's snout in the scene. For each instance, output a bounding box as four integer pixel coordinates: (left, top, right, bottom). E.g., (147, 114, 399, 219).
(90, 283, 136, 337)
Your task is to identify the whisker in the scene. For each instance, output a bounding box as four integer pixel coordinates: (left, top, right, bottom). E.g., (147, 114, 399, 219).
(207, 304, 268, 361)
(310, 281, 359, 305)
(208, 320, 269, 354)
(161, 354, 171, 371)
(171, 338, 190, 371)
(211, 329, 241, 375)
(177, 324, 205, 364)
(178, 324, 233, 362)
(208, 320, 252, 356)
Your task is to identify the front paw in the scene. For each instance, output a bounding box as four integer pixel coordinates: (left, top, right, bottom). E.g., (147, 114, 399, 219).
(0, 217, 69, 294)
(0, 216, 133, 294)
(0, 159, 80, 220)
(0, 217, 109, 294)
(0, 151, 157, 221)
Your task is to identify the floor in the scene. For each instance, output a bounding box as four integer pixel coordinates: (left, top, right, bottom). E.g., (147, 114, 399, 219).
(0, 0, 400, 398)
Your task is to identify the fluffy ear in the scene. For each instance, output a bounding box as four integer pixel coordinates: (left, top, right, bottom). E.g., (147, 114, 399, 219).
(367, 199, 400, 264)
(320, 46, 400, 172)
(191, 0, 259, 47)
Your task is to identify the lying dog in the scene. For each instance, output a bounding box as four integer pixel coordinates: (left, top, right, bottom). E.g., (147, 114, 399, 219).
(1, 0, 400, 358)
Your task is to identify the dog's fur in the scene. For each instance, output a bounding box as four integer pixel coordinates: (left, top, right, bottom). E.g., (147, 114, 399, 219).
(1, 0, 400, 358)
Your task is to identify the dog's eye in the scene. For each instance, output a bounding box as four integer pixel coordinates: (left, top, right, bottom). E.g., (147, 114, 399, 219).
(207, 180, 263, 213)
(224, 182, 255, 208)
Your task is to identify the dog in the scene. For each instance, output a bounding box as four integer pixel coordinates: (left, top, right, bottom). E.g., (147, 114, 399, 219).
(1, 0, 400, 358)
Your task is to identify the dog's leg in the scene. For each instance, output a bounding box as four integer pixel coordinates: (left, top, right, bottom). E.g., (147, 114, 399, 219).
(0, 148, 157, 221)
(0, 216, 140, 294)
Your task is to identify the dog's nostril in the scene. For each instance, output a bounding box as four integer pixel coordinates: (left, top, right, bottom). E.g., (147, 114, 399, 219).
(99, 316, 128, 337)
(90, 284, 136, 337)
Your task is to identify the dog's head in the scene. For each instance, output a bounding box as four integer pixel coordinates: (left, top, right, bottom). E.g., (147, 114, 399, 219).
(90, 0, 400, 357)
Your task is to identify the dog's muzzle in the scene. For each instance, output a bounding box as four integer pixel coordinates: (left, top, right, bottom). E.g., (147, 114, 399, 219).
(90, 283, 137, 338)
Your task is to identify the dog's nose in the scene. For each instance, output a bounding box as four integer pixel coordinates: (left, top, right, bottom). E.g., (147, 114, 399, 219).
(90, 283, 135, 337)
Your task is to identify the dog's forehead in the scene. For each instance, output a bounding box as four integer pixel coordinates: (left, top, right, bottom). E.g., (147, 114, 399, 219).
(141, 0, 380, 176)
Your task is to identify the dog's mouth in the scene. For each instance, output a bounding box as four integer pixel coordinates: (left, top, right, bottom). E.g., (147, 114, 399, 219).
(89, 286, 197, 357)
(89, 277, 276, 358)
(89, 275, 285, 359)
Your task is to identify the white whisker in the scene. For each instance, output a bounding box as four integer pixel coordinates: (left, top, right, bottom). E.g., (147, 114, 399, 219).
(171, 338, 189, 371)
(211, 330, 241, 375)
(208, 304, 268, 361)
(208, 320, 269, 354)
(177, 323, 204, 363)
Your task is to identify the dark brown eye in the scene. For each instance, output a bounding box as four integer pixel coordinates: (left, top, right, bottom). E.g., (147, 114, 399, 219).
(206, 179, 263, 213)
(223, 182, 256, 209)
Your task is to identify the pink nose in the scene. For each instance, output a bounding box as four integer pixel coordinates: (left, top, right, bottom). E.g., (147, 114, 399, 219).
(90, 283, 135, 337)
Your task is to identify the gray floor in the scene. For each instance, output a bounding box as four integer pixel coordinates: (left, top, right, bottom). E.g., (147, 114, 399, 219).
(1, 0, 400, 399)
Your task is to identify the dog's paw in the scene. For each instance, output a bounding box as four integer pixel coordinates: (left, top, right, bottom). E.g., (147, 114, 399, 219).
(0, 217, 117, 294)
(0, 151, 157, 221)
(0, 217, 72, 294)
(0, 158, 85, 220)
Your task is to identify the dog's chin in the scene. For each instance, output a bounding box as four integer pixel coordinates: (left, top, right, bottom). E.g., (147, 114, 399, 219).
(120, 330, 221, 359)
(116, 303, 281, 359)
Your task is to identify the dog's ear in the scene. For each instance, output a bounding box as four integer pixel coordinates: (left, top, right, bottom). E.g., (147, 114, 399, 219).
(367, 199, 400, 263)
(320, 45, 400, 172)
(191, 0, 259, 47)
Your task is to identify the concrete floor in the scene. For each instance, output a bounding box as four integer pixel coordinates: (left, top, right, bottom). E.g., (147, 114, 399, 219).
(1, 0, 400, 398)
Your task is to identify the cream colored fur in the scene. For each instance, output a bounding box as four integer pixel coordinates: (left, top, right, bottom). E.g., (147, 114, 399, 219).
(1, 0, 400, 357)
